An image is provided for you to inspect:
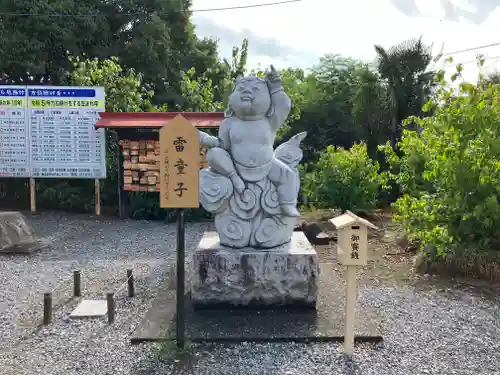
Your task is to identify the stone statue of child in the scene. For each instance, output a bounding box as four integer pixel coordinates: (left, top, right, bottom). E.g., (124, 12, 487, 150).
(199, 65, 300, 217)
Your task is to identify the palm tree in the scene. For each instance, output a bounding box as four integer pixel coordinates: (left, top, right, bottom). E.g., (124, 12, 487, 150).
(374, 37, 439, 150)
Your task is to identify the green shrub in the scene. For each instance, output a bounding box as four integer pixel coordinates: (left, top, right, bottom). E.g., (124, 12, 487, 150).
(382, 65, 500, 260)
(301, 143, 382, 211)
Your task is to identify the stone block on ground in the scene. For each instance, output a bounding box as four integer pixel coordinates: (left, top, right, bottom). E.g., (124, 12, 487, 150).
(191, 231, 319, 308)
(301, 222, 331, 245)
(70, 300, 108, 318)
(0, 211, 44, 254)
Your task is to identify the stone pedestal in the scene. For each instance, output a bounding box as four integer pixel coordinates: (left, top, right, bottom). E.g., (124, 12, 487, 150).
(191, 231, 319, 308)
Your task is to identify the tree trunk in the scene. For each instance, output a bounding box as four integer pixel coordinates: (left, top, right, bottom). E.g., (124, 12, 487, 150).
(390, 114, 398, 151)
(389, 84, 401, 153)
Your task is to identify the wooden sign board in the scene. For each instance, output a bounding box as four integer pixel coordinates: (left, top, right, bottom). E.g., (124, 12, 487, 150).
(159, 115, 200, 208)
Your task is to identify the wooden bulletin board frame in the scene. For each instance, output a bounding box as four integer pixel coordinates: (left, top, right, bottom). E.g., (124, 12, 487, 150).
(95, 112, 223, 218)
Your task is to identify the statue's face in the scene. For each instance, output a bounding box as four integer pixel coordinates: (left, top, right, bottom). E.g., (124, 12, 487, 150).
(228, 76, 271, 118)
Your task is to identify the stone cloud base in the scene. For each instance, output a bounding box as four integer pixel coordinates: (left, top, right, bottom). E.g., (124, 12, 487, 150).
(191, 231, 319, 308)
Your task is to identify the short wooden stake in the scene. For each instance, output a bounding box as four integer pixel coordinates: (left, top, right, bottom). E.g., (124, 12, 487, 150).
(29, 178, 36, 213)
(344, 266, 358, 355)
(106, 292, 115, 324)
(95, 179, 101, 216)
(73, 271, 81, 297)
(43, 292, 52, 325)
(127, 269, 135, 298)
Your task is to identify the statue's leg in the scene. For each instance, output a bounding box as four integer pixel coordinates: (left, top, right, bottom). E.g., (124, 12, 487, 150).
(268, 159, 300, 217)
(207, 148, 245, 194)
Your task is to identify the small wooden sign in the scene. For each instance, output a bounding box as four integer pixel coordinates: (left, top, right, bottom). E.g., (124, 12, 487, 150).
(159, 115, 200, 208)
(329, 211, 378, 266)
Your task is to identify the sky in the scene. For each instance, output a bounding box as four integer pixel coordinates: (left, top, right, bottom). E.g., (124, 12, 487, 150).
(191, 0, 500, 83)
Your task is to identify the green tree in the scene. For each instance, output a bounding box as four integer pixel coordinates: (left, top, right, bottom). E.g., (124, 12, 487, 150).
(219, 38, 250, 106)
(35, 56, 157, 213)
(351, 67, 391, 160)
(179, 67, 223, 112)
(374, 37, 438, 150)
(68, 56, 156, 112)
(382, 65, 500, 259)
(291, 55, 388, 162)
(301, 143, 382, 211)
(225, 38, 249, 80)
(479, 70, 500, 90)
(0, 0, 108, 84)
(0, 0, 226, 110)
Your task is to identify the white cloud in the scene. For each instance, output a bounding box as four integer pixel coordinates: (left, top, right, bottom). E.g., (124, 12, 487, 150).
(392, 0, 500, 24)
(191, 0, 500, 82)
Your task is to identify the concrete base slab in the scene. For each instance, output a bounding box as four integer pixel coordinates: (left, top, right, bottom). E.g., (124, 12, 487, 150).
(130, 263, 383, 343)
(70, 300, 107, 318)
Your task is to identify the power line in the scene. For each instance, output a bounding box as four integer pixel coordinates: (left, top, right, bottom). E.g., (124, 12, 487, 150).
(444, 55, 500, 66)
(0, 0, 302, 17)
(442, 41, 500, 57)
(459, 56, 500, 65)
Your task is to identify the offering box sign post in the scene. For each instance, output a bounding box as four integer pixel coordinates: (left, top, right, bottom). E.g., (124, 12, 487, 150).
(329, 210, 378, 356)
(159, 114, 200, 349)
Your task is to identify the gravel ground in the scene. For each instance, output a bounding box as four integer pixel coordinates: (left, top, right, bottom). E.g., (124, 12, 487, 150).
(143, 284, 500, 375)
(0, 211, 210, 375)
(1, 212, 500, 375)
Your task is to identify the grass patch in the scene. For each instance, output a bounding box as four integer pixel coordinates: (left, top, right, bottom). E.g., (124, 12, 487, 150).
(151, 339, 195, 363)
(151, 323, 195, 364)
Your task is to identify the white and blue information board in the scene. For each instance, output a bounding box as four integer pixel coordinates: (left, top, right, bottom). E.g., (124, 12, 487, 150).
(0, 86, 106, 179)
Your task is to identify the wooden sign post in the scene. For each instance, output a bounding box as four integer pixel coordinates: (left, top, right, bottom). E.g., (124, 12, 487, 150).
(159, 114, 200, 348)
(330, 210, 378, 356)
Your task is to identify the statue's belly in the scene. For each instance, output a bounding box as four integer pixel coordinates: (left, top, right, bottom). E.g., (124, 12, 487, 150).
(232, 146, 273, 168)
(229, 119, 274, 168)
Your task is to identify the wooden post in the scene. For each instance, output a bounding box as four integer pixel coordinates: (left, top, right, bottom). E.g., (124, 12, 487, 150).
(106, 292, 115, 324)
(73, 271, 81, 297)
(344, 266, 357, 356)
(176, 208, 186, 348)
(94, 179, 101, 216)
(127, 269, 135, 298)
(29, 178, 36, 212)
(158, 115, 199, 349)
(43, 292, 52, 325)
(117, 141, 124, 219)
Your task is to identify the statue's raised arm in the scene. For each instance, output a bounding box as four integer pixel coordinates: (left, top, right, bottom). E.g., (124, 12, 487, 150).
(265, 65, 292, 131)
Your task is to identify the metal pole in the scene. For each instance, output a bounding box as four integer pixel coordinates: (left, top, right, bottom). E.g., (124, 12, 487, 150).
(176, 208, 186, 348)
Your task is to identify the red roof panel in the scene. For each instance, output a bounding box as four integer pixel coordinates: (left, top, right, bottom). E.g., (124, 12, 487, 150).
(95, 112, 223, 128)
